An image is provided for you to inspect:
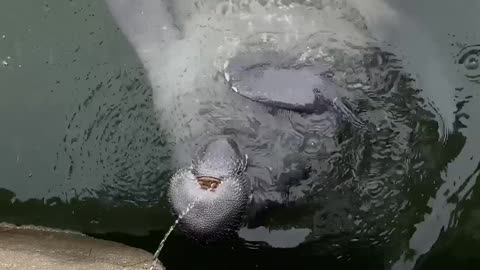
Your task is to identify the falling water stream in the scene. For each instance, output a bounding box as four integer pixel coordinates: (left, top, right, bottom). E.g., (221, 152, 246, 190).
(149, 183, 218, 270)
(149, 199, 198, 270)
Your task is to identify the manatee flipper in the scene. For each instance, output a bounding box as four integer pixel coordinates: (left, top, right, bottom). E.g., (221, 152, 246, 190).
(225, 53, 366, 127)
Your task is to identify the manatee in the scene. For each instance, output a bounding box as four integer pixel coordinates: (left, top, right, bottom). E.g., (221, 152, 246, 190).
(105, 0, 436, 255)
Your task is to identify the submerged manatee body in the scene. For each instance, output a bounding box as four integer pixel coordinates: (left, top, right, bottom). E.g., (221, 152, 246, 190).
(106, 0, 444, 255)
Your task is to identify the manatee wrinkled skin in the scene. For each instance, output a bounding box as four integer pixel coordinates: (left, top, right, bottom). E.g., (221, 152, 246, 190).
(105, 0, 425, 252)
(168, 138, 251, 241)
(192, 137, 248, 180)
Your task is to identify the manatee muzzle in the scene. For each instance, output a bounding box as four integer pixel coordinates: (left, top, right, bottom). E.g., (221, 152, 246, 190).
(168, 138, 250, 242)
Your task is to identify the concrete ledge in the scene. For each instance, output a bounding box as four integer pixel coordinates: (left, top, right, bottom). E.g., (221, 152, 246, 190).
(0, 223, 164, 270)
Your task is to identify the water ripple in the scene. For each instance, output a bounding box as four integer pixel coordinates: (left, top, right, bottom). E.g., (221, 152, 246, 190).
(456, 44, 480, 83)
(56, 67, 172, 207)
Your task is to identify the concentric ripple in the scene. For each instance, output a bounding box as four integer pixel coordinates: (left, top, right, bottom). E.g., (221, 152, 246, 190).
(456, 44, 480, 83)
(55, 67, 172, 207)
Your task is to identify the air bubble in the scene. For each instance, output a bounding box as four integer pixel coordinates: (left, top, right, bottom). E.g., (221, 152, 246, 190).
(456, 44, 480, 82)
(304, 137, 320, 151)
(465, 55, 479, 70)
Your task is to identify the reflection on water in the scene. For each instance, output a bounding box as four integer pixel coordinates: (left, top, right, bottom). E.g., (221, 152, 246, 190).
(0, 0, 479, 270)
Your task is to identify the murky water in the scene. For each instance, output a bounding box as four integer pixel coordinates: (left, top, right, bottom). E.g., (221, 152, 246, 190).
(0, 0, 479, 270)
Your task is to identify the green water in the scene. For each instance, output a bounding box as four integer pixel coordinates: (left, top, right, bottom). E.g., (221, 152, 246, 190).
(0, 1, 479, 269)
(0, 0, 173, 233)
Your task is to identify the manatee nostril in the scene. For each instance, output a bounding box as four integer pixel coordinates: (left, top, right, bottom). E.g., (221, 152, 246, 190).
(196, 176, 222, 191)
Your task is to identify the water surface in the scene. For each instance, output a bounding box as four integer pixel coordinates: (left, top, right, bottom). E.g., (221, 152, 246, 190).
(0, 1, 479, 270)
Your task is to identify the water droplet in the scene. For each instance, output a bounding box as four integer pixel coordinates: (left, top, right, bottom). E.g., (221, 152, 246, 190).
(2, 60, 8, 66)
(465, 55, 479, 70)
(1, 35, 5, 39)
(28, 172, 33, 178)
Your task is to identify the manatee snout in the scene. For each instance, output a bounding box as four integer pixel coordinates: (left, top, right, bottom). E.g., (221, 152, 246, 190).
(168, 138, 250, 241)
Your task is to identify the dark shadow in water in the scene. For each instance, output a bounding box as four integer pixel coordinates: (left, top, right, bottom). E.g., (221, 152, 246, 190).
(411, 161, 480, 270)
(90, 230, 386, 270)
(0, 188, 171, 235)
(1, 187, 386, 269)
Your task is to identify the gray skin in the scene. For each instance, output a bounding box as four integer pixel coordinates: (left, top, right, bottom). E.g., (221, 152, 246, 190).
(192, 137, 248, 180)
(168, 52, 360, 241)
(225, 50, 365, 128)
(168, 138, 251, 241)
